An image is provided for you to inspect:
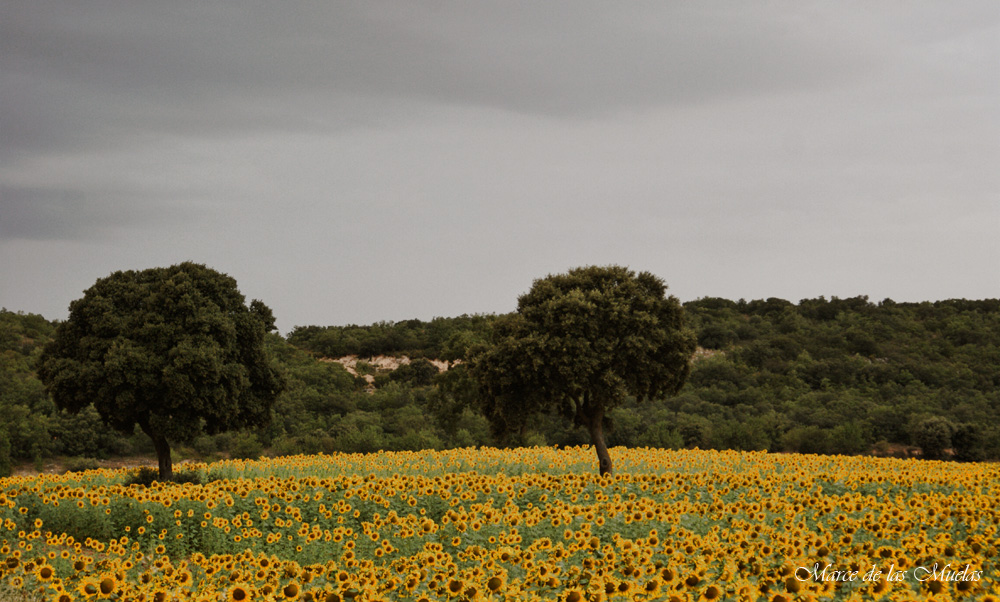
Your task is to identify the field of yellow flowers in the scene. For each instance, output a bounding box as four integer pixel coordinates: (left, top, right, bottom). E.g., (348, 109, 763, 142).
(1, 446, 998, 601)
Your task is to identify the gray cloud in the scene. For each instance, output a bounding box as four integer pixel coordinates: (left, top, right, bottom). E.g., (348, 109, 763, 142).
(4, 2, 995, 162)
(1, 2, 924, 155)
(0, 186, 206, 240)
(1, 1, 997, 331)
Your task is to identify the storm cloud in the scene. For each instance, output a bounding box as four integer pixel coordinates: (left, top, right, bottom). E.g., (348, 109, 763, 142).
(2, 1, 997, 332)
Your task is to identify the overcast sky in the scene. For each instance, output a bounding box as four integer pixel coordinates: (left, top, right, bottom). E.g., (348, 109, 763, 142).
(2, 2, 998, 334)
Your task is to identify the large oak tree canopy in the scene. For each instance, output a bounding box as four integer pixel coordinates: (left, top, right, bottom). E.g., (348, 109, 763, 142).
(37, 262, 284, 479)
(471, 265, 696, 476)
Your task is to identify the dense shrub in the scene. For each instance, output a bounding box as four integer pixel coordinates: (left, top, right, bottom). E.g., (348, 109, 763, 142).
(229, 434, 264, 460)
(0, 428, 11, 478)
(782, 426, 831, 455)
(952, 423, 987, 463)
(913, 417, 956, 460)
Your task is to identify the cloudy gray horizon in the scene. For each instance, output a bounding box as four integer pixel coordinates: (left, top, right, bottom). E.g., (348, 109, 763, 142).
(2, 1, 998, 334)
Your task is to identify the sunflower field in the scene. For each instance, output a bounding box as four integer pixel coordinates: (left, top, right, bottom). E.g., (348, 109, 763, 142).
(1, 446, 998, 601)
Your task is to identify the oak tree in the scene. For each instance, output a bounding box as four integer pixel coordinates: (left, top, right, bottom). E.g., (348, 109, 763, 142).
(38, 262, 284, 480)
(471, 265, 696, 476)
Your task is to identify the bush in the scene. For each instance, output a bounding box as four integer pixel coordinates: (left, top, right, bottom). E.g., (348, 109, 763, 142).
(782, 426, 831, 455)
(523, 431, 547, 447)
(450, 428, 477, 448)
(0, 426, 14, 478)
(229, 433, 264, 460)
(828, 422, 871, 455)
(952, 423, 986, 462)
(270, 435, 301, 457)
(713, 419, 771, 451)
(336, 426, 387, 454)
(389, 358, 439, 386)
(191, 435, 217, 456)
(391, 429, 444, 451)
(297, 433, 327, 455)
(676, 415, 713, 449)
(913, 417, 955, 460)
(0, 428, 11, 478)
(50, 407, 126, 459)
(636, 422, 685, 450)
(213, 432, 236, 454)
(606, 407, 643, 447)
(697, 323, 737, 349)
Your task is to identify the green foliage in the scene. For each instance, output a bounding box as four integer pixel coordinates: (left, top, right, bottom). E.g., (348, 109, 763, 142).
(661, 296, 1000, 461)
(470, 265, 697, 474)
(711, 415, 775, 451)
(951, 423, 986, 462)
(388, 358, 439, 386)
(287, 314, 494, 359)
(697, 322, 738, 349)
(426, 365, 480, 438)
(335, 425, 387, 454)
(35, 263, 285, 478)
(190, 434, 217, 456)
(4, 291, 1000, 464)
(913, 416, 956, 460)
(228, 433, 264, 460)
(49, 406, 132, 459)
(0, 427, 11, 478)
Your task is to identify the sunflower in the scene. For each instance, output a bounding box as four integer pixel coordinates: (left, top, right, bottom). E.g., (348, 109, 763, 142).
(35, 564, 55, 581)
(228, 584, 252, 601)
(870, 578, 892, 598)
(923, 577, 948, 597)
(487, 576, 503, 592)
(78, 577, 100, 597)
(564, 587, 585, 602)
(641, 578, 662, 597)
(954, 578, 977, 596)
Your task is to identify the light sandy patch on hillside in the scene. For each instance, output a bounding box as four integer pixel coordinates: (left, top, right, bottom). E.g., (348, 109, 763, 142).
(319, 355, 456, 384)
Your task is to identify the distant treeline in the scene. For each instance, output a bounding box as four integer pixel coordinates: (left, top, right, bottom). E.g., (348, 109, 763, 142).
(661, 296, 1000, 460)
(287, 314, 494, 360)
(2, 296, 999, 474)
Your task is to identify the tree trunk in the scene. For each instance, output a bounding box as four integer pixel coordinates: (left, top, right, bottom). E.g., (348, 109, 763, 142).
(138, 418, 173, 481)
(587, 406, 614, 477)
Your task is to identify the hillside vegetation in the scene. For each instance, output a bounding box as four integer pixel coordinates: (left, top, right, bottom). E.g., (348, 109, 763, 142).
(2, 296, 999, 473)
